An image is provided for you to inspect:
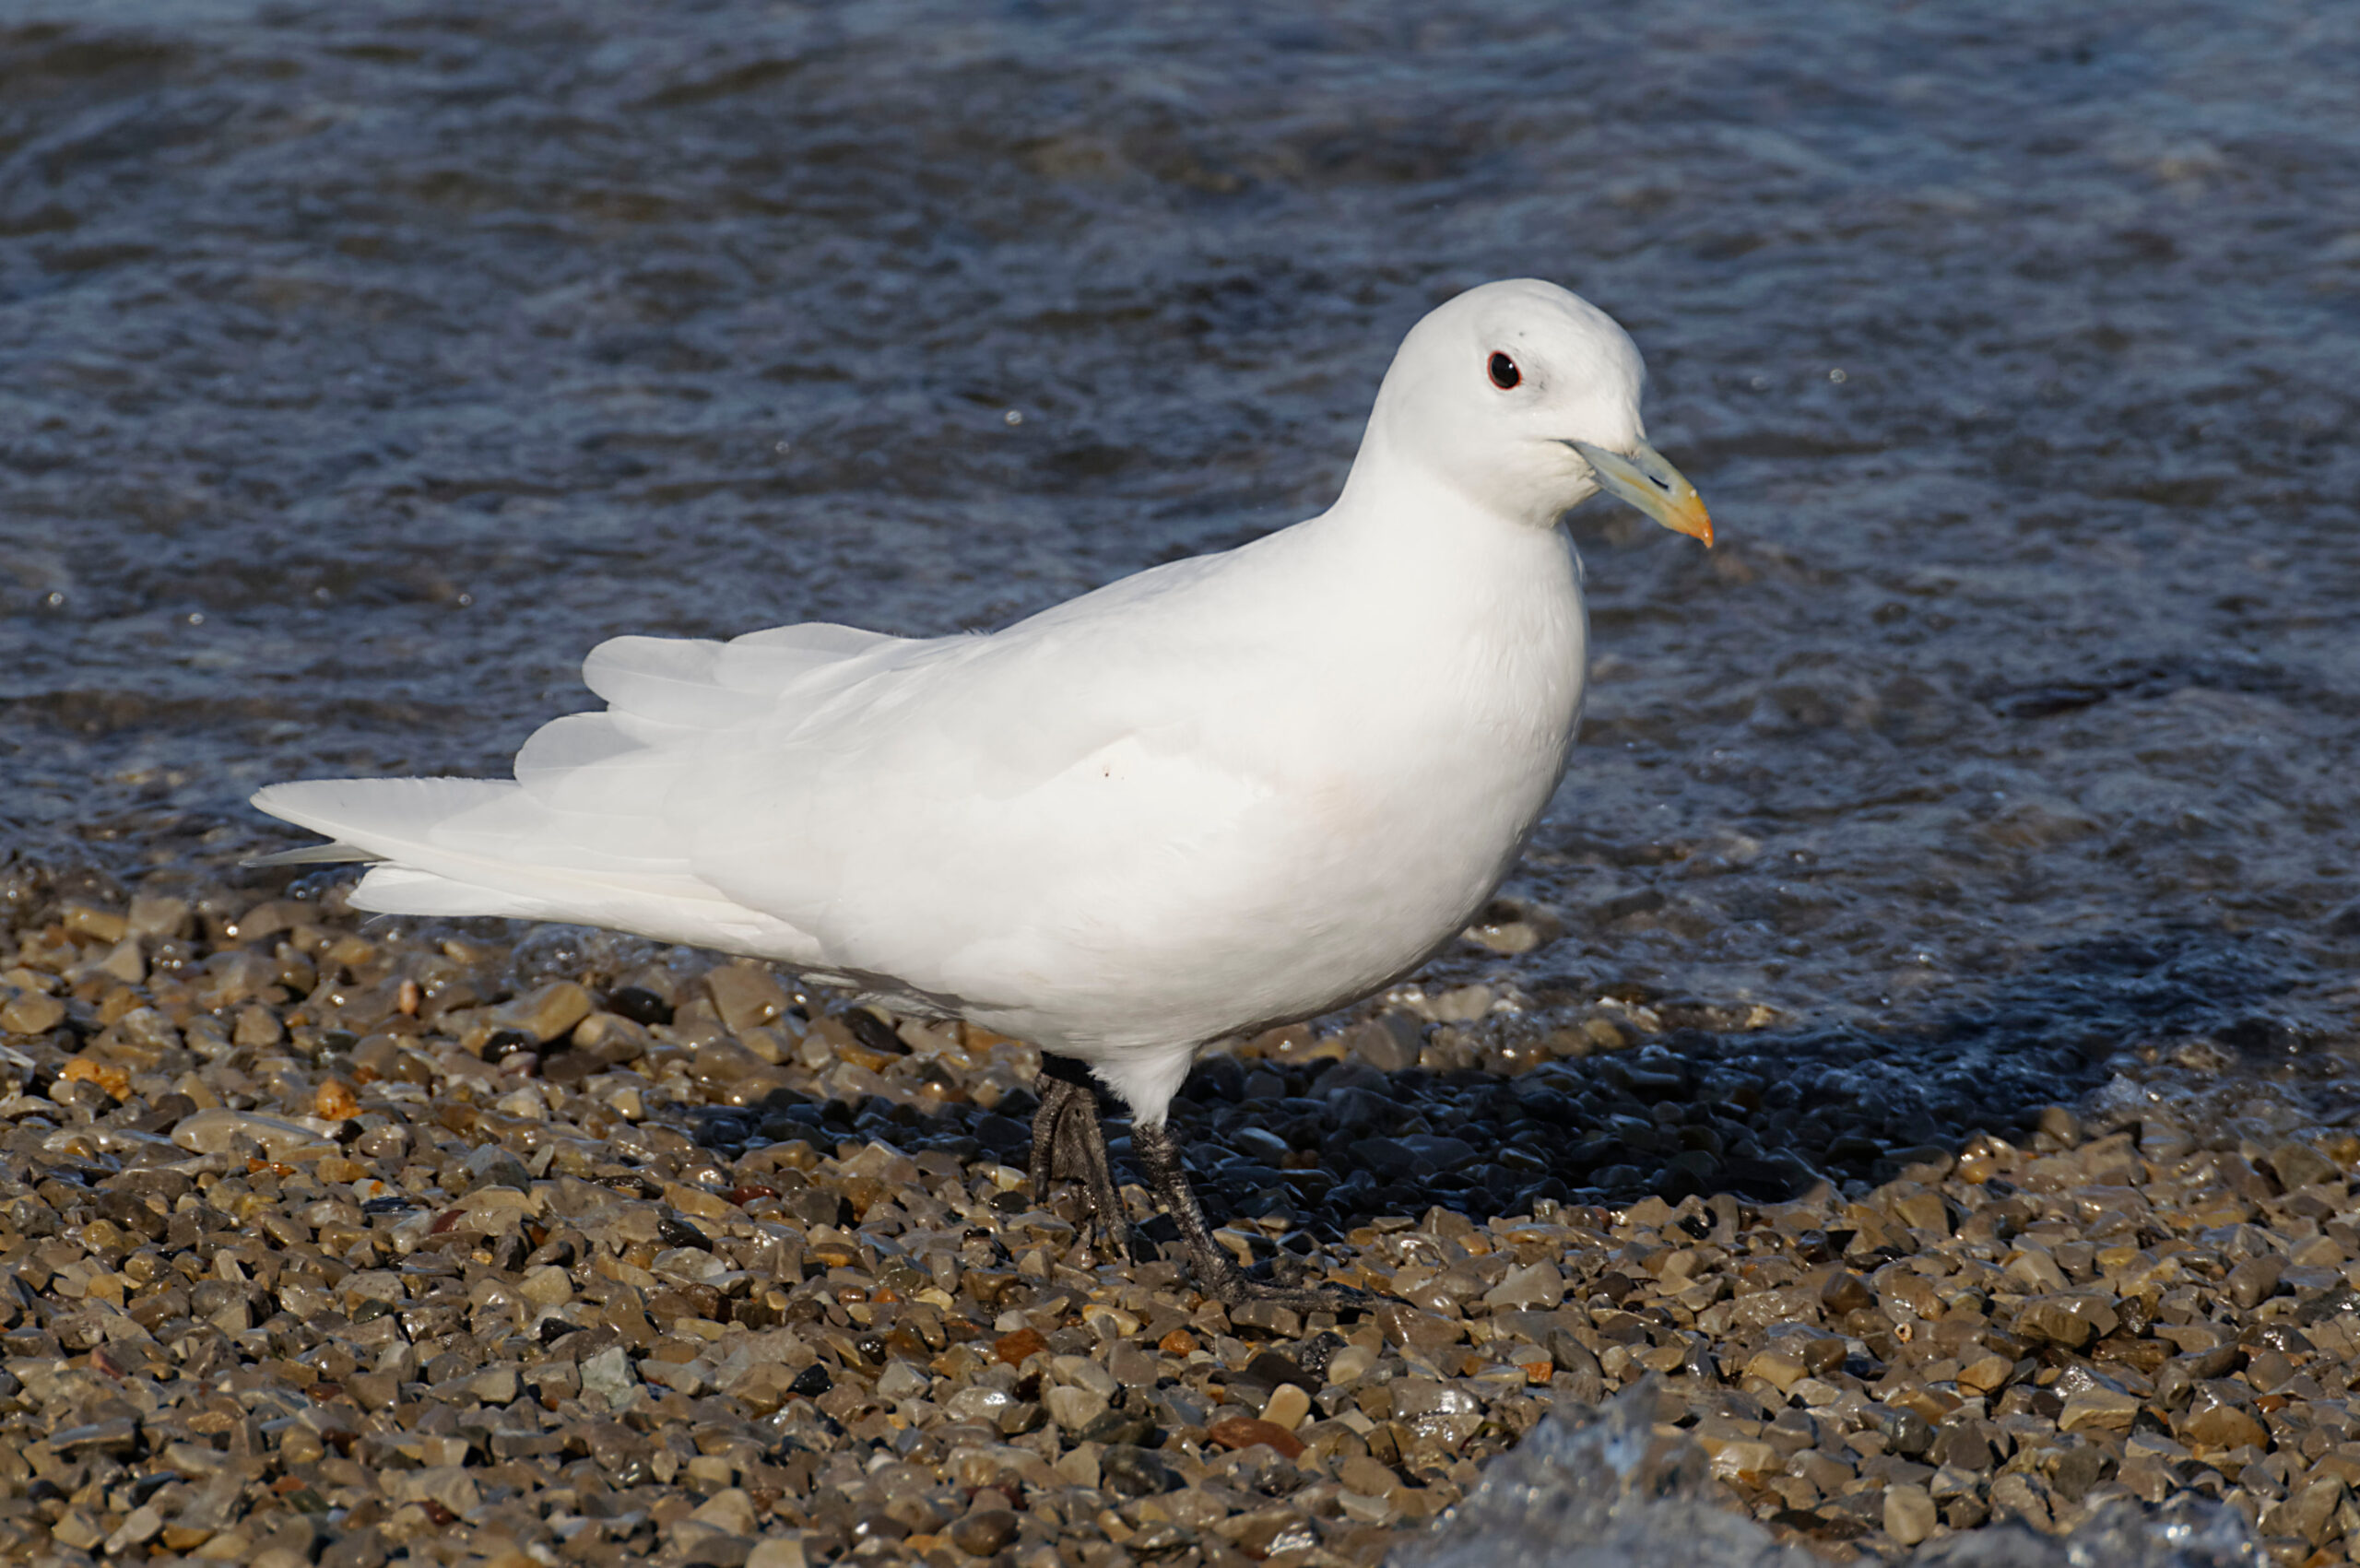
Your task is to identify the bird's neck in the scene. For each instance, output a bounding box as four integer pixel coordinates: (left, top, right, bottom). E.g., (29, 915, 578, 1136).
(1327, 443, 1560, 557)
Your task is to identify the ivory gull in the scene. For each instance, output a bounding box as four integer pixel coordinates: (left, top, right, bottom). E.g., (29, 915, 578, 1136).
(254, 277, 1713, 1305)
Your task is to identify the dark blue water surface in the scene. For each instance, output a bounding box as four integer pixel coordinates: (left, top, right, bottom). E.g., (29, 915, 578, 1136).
(3, 0, 2356, 1056)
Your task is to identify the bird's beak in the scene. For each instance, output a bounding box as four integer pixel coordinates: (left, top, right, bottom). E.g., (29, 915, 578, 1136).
(1569, 438, 1714, 548)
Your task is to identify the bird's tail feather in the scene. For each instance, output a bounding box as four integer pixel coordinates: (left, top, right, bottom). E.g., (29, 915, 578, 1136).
(248, 777, 800, 952)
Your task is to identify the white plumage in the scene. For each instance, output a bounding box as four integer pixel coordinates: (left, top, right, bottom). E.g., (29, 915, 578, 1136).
(254, 277, 1711, 1147)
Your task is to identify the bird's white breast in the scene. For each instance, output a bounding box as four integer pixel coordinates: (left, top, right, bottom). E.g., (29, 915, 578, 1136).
(919, 512, 1589, 1055)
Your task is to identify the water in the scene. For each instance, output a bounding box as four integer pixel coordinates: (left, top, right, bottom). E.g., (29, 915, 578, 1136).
(1398, 1379, 2260, 1568)
(5, 0, 2357, 1062)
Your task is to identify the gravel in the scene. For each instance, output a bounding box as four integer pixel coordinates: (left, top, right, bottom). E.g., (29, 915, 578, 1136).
(2, 871, 2358, 1566)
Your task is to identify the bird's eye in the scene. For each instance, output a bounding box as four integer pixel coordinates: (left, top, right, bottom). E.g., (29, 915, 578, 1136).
(1487, 351, 1520, 389)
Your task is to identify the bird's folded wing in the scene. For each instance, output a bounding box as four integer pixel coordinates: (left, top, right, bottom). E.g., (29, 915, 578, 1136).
(673, 560, 1342, 1000)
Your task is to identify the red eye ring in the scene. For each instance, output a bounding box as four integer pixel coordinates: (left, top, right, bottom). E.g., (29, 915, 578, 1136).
(1487, 351, 1520, 389)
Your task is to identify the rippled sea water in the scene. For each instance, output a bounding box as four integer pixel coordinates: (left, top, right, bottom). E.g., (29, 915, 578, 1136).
(5, 0, 2357, 1067)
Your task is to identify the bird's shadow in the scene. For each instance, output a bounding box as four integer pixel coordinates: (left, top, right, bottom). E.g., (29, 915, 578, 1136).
(676, 917, 2341, 1256)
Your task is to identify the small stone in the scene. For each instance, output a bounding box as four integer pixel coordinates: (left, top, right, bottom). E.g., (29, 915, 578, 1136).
(1325, 1344, 1375, 1385)
(1101, 1444, 1173, 1498)
(234, 1004, 286, 1048)
(500, 979, 595, 1043)
(93, 937, 144, 983)
(745, 1539, 808, 1568)
(1107, 1343, 1160, 1388)
(1081, 1303, 1141, 1338)
(690, 1489, 760, 1537)
(706, 966, 796, 1034)
(1260, 1383, 1312, 1432)
(2224, 1253, 2283, 1312)
(1045, 1384, 1110, 1432)
(1704, 1438, 1777, 1480)
(1989, 1472, 2052, 1528)
(871, 1359, 928, 1402)
(348, 1372, 398, 1409)
(574, 1011, 653, 1065)
(127, 894, 191, 937)
(581, 1345, 639, 1409)
(1883, 1483, 1938, 1546)
(1056, 1435, 1099, 1492)
(48, 1417, 139, 1458)
(1463, 900, 1561, 955)
(228, 899, 294, 941)
(2268, 1140, 2339, 1191)
(2014, 1292, 2119, 1350)
(313, 1077, 359, 1119)
(1891, 1189, 1949, 1232)
(171, 1108, 333, 1159)
(2176, 1384, 2267, 1450)
(1339, 1455, 1399, 1497)
(1129, 1522, 1197, 1554)
(993, 1326, 1048, 1365)
(60, 1056, 131, 1099)
(464, 1141, 533, 1192)
(102, 1503, 166, 1555)
(951, 1510, 1020, 1556)
(2058, 1384, 2142, 1434)
(397, 1466, 481, 1515)
(0, 991, 65, 1035)
(1957, 1353, 2015, 1396)
(643, 1358, 713, 1396)
(1375, 1302, 1467, 1351)
(519, 1266, 572, 1307)
(1340, 1013, 1421, 1072)
(1207, 1416, 1305, 1460)
(62, 902, 128, 943)
(1820, 1270, 1874, 1316)
(1229, 1298, 1301, 1336)
(1744, 1349, 1806, 1394)
(322, 1529, 390, 1568)
(1482, 1261, 1564, 1310)
(2276, 1478, 2351, 1549)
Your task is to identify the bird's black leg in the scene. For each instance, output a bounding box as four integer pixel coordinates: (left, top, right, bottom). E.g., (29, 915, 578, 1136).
(1028, 1055, 1130, 1261)
(1131, 1118, 1363, 1313)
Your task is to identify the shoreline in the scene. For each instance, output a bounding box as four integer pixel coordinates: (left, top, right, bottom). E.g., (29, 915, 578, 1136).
(0, 877, 2354, 1565)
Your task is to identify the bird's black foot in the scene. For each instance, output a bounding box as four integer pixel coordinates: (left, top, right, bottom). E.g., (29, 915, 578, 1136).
(1028, 1055, 1132, 1260)
(1130, 1118, 1368, 1316)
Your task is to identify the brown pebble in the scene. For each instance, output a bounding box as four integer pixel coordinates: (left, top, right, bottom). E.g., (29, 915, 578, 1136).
(1207, 1417, 1305, 1460)
(950, 1508, 1019, 1556)
(1819, 1269, 1874, 1316)
(993, 1327, 1048, 1366)
(2175, 1385, 2268, 1450)
(2014, 1292, 2118, 1350)
(0, 990, 65, 1034)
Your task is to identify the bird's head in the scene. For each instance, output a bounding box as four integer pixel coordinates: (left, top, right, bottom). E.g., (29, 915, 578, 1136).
(1355, 277, 1712, 545)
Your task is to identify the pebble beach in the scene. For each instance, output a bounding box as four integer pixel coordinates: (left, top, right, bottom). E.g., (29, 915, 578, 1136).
(4, 872, 2357, 1567)
(6, 1, 2360, 1565)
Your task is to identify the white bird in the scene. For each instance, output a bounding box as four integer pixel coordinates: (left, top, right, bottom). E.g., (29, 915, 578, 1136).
(254, 278, 1712, 1305)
